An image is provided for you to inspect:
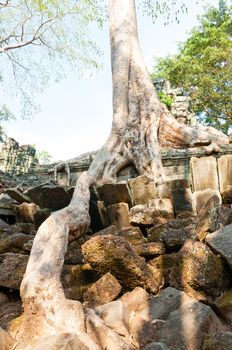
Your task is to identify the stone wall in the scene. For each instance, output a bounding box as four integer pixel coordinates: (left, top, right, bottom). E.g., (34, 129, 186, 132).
(0, 138, 37, 175)
(153, 78, 197, 126)
(15, 145, 232, 196)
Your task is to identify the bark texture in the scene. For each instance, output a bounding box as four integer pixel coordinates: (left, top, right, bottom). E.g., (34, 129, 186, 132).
(9, 0, 229, 349)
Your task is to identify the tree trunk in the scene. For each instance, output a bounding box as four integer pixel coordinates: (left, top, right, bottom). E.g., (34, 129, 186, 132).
(9, 0, 229, 349)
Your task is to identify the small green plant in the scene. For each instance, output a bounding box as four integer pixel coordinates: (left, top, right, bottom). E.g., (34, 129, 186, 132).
(157, 91, 173, 110)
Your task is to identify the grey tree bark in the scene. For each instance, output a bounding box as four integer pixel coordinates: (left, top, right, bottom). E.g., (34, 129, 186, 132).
(8, 0, 228, 349)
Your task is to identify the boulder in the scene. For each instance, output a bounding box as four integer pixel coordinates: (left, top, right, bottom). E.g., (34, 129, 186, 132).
(218, 205, 232, 226)
(145, 343, 170, 350)
(95, 300, 129, 337)
(5, 187, 31, 204)
(154, 299, 224, 350)
(0, 292, 9, 305)
(92, 225, 118, 237)
(215, 290, 232, 325)
(12, 223, 36, 235)
(179, 240, 230, 300)
(33, 208, 52, 229)
(203, 332, 232, 350)
(14, 202, 39, 223)
(62, 264, 98, 301)
(134, 242, 165, 257)
(0, 194, 15, 217)
(85, 308, 133, 350)
(96, 182, 132, 207)
(194, 189, 221, 213)
(107, 203, 131, 229)
(206, 223, 232, 270)
(0, 232, 33, 254)
(117, 227, 146, 245)
(129, 205, 154, 226)
(160, 225, 196, 250)
(0, 301, 22, 330)
(150, 240, 230, 301)
(24, 333, 90, 350)
(195, 195, 220, 241)
(83, 272, 122, 307)
(147, 217, 196, 243)
(221, 187, 232, 204)
(129, 314, 157, 349)
(120, 287, 149, 317)
(65, 240, 84, 265)
(0, 253, 28, 289)
(24, 183, 71, 210)
(82, 235, 163, 293)
(148, 198, 174, 225)
(128, 175, 157, 205)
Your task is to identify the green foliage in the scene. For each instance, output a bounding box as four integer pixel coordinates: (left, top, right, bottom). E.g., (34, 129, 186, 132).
(157, 91, 173, 109)
(152, 0, 232, 133)
(36, 150, 53, 164)
(0, 0, 105, 118)
(140, 0, 189, 24)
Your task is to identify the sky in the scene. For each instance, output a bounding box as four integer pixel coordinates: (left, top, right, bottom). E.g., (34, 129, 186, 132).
(2, 0, 219, 162)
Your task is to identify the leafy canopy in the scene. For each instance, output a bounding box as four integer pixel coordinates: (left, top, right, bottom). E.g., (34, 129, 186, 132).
(0, 0, 104, 118)
(0, 0, 207, 120)
(152, 0, 232, 133)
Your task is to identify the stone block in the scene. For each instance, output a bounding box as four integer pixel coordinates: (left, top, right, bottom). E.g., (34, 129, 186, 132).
(92, 225, 118, 237)
(155, 299, 224, 350)
(218, 205, 232, 226)
(96, 182, 132, 207)
(148, 198, 174, 225)
(107, 203, 130, 229)
(191, 156, 219, 191)
(5, 188, 31, 204)
(128, 175, 157, 205)
(160, 225, 196, 250)
(170, 187, 196, 217)
(144, 343, 169, 350)
(134, 242, 165, 257)
(221, 187, 232, 204)
(89, 200, 109, 232)
(0, 253, 28, 289)
(120, 287, 149, 317)
(129, 205, 154, 226)
(203, 332, 232, 350)
(118, 227, 146, 245)
(14, 202, 39, 223)
(195, 195, 220, 240)
(194, 189, 221, 213)
(206, 223, 232, 270)
(218, 155, 232, 192)
(82, 235, 163, 294)
(215, 290, 232, 325)
(25, 183, 71, 210)
(84, 272, 122, 307)
(95, 300, 129, 337)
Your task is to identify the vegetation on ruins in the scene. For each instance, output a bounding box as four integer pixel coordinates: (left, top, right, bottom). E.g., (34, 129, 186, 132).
(152, 0, 232, 133)
(1, 1, 230, 349)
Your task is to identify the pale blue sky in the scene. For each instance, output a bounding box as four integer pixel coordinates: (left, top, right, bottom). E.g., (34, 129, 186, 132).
(2, 1, 219, 161)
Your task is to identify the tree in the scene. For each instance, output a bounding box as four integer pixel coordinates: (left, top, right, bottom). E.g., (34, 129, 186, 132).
(152, 0, 232, 133)
(7, 1, 229, 349)
(0, 0, 104, 118)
